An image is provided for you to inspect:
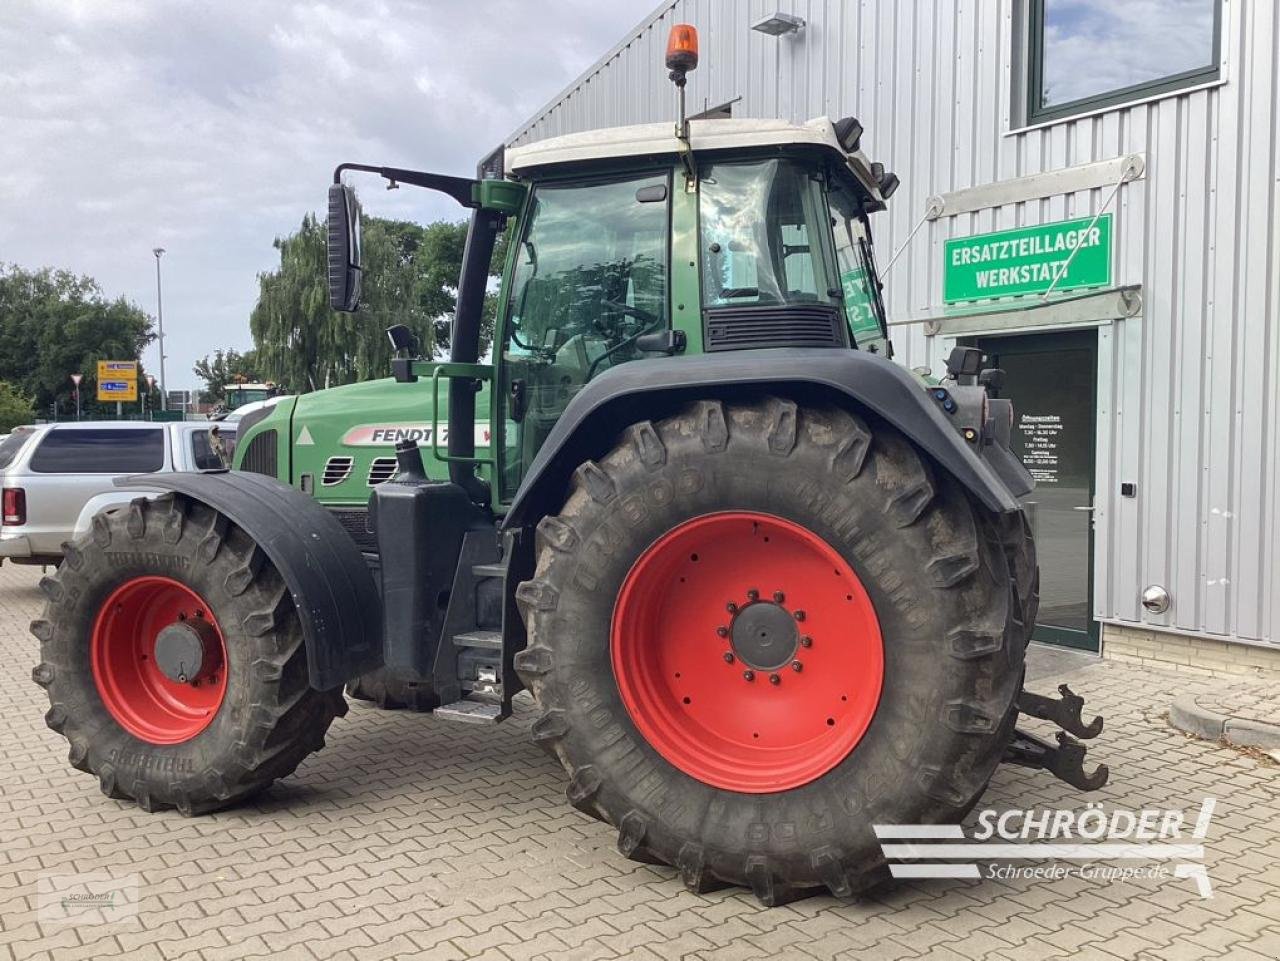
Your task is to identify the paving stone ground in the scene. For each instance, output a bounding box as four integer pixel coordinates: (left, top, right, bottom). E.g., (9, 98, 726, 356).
(1, 561, 1277, 961)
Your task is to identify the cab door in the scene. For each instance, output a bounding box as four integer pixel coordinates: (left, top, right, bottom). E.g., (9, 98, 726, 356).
(494, 170, 672, 504)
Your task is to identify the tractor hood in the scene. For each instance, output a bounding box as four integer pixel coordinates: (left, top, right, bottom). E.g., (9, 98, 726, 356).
(288, 375, 493, 501)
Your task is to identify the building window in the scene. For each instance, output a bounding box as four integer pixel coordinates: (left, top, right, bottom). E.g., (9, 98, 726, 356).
(1026, 0, 1222, 124)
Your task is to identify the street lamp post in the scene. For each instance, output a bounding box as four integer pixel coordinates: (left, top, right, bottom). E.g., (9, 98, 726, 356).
(153, 247, 168, 411)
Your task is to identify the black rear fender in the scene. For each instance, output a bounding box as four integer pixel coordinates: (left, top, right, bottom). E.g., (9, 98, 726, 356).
(502, 348, 1031, 530)
(115, 470, 381, 690)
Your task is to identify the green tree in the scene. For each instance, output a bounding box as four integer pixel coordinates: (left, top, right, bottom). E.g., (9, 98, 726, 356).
(249, 206, 506, 392)
(0, 265, 155, 417)
(193, 348, 262, 404)
(0, 381, 33, 433)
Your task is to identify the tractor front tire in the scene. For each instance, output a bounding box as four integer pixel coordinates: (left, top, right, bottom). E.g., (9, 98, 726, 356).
(31, 494, 345, 815)
(515, 398, 1027, 904)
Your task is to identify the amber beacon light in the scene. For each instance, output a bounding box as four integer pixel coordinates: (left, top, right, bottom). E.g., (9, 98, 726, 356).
(665, 23, 699, 74)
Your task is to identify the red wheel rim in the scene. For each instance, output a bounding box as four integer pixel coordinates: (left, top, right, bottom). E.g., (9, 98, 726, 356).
(611, 512, 884, 793)
(91, 576, 227, 744)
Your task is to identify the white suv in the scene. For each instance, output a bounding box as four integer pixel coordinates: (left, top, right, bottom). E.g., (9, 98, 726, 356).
(0, 422, 236, 567)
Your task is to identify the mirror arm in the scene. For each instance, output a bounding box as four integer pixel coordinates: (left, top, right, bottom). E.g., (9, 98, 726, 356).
(332, 163, 479, 209)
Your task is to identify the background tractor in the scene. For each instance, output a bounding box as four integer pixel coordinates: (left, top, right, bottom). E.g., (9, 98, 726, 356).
(33, 26, 1106, 904)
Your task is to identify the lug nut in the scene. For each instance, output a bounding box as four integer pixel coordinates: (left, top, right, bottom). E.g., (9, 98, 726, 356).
(746, 588, 759, 601)
(723, 651, 735, 663)
(773, 590, 785, 603)
(769, 673, 781, 685)
(743, 670, 755, 682)
(791, 660, 803, 672)
(716, 626, 729, 637)
(800, 635, 813, 648)
(794, 610, 806, 622)
(726, 602, 738, 614)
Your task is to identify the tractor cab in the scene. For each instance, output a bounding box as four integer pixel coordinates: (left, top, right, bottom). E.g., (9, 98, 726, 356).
(493, 116, 898, 501)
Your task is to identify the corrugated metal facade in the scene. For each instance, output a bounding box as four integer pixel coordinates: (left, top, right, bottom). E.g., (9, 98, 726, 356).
(506, 0, 1280, 650)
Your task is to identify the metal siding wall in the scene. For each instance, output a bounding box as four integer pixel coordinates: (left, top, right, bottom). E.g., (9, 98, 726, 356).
(506, 0, 1279, 648)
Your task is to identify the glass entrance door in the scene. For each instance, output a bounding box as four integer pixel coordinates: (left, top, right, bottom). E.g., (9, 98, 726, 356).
(973, 329, 1099, 651)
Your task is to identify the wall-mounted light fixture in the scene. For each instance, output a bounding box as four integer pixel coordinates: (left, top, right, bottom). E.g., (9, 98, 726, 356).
(751, 12, 804, 36)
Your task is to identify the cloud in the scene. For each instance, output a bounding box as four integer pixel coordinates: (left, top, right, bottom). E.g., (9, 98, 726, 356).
(1039, 0, 1217, 108)
(0, 0, 660, 392)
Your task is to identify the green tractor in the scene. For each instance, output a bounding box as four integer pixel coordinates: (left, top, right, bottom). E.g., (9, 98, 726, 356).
(32, 27, 1107, 904)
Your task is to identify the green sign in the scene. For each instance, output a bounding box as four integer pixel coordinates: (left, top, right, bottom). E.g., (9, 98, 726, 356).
(840, 266, 882, 342)
(944, 214, 1112, 304)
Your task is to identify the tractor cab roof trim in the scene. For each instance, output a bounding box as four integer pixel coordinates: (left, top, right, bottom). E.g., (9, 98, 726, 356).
(505, 117, 889, 209)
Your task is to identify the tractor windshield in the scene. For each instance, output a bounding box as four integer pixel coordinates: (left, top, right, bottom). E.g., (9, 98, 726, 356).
(699, 159, 840, 309)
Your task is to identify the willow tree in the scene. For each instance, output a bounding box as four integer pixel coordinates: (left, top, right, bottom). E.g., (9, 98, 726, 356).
(249, 209, 504, 392)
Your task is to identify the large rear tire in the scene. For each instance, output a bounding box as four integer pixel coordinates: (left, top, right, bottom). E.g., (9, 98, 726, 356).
(31, 494, 346, 814)
(515, 398, 1027, 903)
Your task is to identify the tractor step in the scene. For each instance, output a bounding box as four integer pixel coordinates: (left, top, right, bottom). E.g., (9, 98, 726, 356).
(472, 562, 508, 579)
(454, 630, 502, 651)
(434, 697, 507, 725)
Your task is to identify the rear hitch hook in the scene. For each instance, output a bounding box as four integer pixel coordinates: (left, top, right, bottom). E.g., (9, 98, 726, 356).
(1018, 683, 1104, 740)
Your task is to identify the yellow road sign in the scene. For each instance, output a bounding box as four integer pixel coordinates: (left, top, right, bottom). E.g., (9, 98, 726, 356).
(97, 360, 138, 403)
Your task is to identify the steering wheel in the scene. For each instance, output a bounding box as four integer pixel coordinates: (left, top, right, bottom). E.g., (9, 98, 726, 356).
(601, 298, 661, 330)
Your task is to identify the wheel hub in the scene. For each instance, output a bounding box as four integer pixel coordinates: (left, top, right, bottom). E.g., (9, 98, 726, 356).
(611, 511, 885, 793)
(91, 576, 227, 744)
(153, 619, 217, 684)
(729, 601, 798, 671)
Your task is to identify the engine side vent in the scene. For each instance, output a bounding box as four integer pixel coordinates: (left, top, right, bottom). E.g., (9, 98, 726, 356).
(239, 429, 278, 477)
(322, 456, 353, 486)
(704, 304, 846, 352)
(367, 457, 398, 486)
(328, 507, 377, 554)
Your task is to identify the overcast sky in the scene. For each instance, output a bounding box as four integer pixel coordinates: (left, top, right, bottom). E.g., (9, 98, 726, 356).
(0, 0, 659, 392)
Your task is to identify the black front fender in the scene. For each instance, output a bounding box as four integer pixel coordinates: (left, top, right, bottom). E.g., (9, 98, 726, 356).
(115, 470, 381, 690)
(503, 348, 1024, 530)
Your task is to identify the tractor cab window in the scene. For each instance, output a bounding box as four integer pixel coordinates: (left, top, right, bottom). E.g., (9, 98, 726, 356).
(828, 187, 890, 353)
(699, 159, 840, 309)
(498, 171, 670, 499)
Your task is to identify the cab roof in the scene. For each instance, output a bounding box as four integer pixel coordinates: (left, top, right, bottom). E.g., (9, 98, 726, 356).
(504, 116, 890, 210)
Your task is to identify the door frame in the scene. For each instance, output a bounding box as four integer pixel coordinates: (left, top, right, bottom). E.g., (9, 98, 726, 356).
(968, 329, 1100, 651)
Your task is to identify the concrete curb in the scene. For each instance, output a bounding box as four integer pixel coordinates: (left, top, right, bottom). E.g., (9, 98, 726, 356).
(1171, 693, 1280, 751)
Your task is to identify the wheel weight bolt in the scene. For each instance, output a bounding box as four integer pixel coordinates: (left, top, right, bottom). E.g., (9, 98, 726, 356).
(743, 670, 755, 682)
(716, 626, 729, 637)
(794, 610, 806, 622)
(746, 589, 759, 601)
(773, 590, 785, 603)
(800, 635, 813, 648)
(791, 660, 803, 672)
(769, 673, 781, 686)
(722, 652, 734, 663)
(726, 602, 738, 614)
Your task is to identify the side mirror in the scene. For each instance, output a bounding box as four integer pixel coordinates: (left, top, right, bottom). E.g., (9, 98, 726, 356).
(327, 183, 362, 311)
